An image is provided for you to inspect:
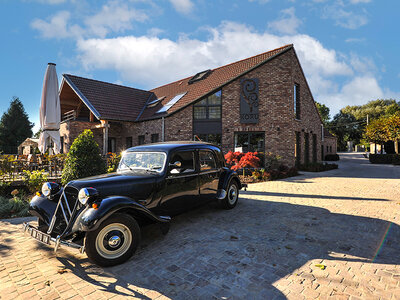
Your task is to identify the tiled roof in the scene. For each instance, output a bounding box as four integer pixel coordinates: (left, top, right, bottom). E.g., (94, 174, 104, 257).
(138, 44, 293, 121)
(63, 74, 153, 122)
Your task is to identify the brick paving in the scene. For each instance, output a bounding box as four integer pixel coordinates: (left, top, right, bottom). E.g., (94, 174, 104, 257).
(1, 152, 400, 299)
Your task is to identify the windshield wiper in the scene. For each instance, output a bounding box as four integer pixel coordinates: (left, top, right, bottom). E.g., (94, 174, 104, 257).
(144, 166, 162, 173)
(120, 160, 134, 171)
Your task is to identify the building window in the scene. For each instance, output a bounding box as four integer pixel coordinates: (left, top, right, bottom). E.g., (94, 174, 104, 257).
(330, 145, 332, 152)
(294, 83, 300, 120)
(234, 132, 264, 153)
(326, 145, 329, 153)
(194, 134, 221, 146)
(151, 134, 159, 143)
(138, 135, 145, 145)
(126, 137, 132, 149)
(193, 91, 222, 120)
(108, 137, 116, 153)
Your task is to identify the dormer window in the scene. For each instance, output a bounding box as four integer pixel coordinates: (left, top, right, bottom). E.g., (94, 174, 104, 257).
(188, 70, 212, 84)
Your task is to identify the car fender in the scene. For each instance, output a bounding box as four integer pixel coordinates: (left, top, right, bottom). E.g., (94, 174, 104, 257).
(75, 196, 171, 232)
(29, 194, 57, 225)
(216, 168, 242, 199)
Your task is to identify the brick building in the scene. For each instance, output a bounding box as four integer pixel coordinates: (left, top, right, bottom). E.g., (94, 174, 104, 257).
(59, 44, 330, 167)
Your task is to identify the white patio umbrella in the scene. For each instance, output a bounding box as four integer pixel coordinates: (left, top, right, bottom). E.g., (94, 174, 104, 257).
(38, 63, 61, 154)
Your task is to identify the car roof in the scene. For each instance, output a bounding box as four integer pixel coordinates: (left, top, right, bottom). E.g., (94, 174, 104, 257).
(126, 141, 221, 153)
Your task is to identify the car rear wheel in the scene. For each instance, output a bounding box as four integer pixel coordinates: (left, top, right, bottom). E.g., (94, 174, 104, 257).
(220, 181, 239, 209)
(85, 213, 140, 267)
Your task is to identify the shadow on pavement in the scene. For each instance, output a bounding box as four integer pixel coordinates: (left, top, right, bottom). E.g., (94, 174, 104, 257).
(22, 192, 400, 299)
(243, 190, 389, 202)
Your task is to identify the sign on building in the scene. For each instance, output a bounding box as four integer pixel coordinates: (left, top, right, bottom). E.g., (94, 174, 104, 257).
(240, 78, 259, 124)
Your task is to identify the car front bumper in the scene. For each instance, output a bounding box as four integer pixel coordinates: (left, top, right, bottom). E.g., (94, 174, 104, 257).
(22, 222, 85, 254)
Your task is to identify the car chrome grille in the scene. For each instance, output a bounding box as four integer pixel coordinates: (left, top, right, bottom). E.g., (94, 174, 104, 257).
(47, 185, 80, 237)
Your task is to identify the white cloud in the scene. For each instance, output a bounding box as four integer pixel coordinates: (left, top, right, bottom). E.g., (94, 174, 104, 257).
(31, 0, 148, 39)
(84, 0, 148, 38)
(31, 11, 83, 39)
(321, 76, 383, 114)
(322, 4, 368, 29)
(268, 7, 302, 35)
(75, 21, 352, 89)
(169, 0, 194, 15)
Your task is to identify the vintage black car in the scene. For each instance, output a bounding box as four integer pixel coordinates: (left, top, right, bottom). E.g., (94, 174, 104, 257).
(23, 142, 246, 266)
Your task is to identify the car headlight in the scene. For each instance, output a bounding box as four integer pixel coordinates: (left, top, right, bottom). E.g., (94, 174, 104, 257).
(41, 182, 60, 198)
(78, 187, 99, 205)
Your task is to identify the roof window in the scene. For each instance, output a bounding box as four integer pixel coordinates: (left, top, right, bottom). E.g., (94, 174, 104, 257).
(147, 96, 165, 108)
(156, 92, 187, 114)
(188, 69, 212, 84)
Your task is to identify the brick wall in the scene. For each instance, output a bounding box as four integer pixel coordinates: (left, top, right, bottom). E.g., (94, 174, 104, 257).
(59, 120, 103, 153)
(323, 137, 337, 156)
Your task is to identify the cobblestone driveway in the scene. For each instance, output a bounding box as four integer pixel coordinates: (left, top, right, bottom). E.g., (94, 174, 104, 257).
(1, 153, 400, 299)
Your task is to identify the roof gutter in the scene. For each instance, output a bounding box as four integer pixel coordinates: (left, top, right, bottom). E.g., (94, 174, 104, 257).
(62, 75, 101, 120)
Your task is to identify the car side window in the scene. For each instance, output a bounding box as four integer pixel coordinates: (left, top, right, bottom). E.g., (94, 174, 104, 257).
(199, 150, 217, 171)
(169, 151, 195, 175)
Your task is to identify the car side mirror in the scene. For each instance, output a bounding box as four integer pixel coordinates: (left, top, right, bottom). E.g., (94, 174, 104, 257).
(169, 161, 182, 169)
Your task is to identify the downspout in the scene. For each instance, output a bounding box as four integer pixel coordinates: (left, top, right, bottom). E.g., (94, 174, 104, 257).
(162, 117, 165, 142)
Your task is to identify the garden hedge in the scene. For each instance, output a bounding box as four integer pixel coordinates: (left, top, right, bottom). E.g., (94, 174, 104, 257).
(369, 154, 400, 165)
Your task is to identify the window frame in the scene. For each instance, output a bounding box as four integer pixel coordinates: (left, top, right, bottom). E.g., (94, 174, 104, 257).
(294, 83, 300, 120)
(193, 90, 222, 120)
(199, 150, 218, 172)
(138, 135, 145, 145)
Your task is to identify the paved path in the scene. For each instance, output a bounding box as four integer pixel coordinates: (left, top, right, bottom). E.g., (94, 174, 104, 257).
(1, 153, 400, 299)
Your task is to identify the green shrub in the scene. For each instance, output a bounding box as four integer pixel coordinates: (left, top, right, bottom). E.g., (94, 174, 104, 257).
(0, 181, 11, 197)
(324, 154, 340, 161)
(61, 130, 107, 185)
(0, 193, 30, 218)
(369, 154, 400, 165)
(23, 170, 48, 194)
(298, 163, 338, 172)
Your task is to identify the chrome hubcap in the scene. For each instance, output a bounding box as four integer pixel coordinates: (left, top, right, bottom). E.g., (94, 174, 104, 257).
(108, 236, 121, 248)
(228, 184, 238, 205)
(95, 223, 132, 259)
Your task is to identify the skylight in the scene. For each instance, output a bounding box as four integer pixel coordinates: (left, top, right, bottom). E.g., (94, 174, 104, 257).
(188, 69, 212, 84)
(156, 92, 187, 114)
(147, 96, 165, 108)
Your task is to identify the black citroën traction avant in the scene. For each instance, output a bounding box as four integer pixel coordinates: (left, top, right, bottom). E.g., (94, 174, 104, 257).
(23, 142, 246, 266)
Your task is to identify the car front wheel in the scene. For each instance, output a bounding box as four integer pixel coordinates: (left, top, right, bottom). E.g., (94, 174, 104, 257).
(220, 181, 239, 209)
(85, 213, 140, 267)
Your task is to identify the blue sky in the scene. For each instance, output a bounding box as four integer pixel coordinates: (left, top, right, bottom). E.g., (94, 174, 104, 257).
(0, 0, 398, 134)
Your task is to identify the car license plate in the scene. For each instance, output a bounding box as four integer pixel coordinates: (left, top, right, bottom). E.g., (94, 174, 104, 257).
(28, 227, 51, 245)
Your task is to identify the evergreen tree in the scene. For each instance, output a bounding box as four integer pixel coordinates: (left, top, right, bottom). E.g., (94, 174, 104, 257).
(61, 130, 107, 184)
(0, 97, 34, 154)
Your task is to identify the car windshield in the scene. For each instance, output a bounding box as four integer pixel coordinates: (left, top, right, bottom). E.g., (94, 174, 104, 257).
(118, 151, 166, 173)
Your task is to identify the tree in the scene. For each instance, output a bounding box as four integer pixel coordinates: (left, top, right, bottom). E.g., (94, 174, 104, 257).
(0, 97, 33, 154)
(386, 112, 400, 153)
(341, 99, 400, 121)
(315, 101, 330, 125)
(328, 112, 363, 151)
(364, 117, 388, 153)
(61, 130, 107, 184)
